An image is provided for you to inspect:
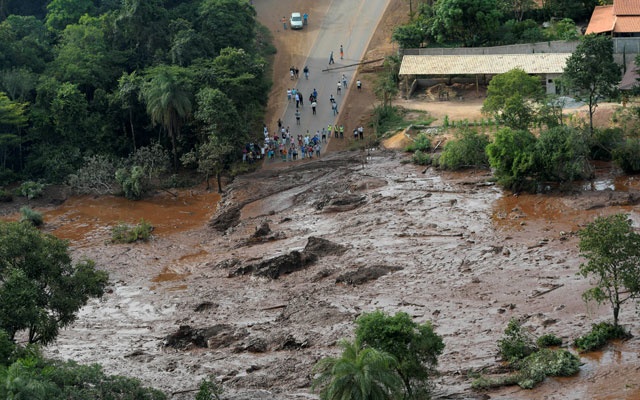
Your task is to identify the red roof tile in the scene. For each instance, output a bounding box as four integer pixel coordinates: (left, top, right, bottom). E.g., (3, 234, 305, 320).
(585, 5, 615, 34)
(614, 0, 640, 16)
(615, 16, 640, 32)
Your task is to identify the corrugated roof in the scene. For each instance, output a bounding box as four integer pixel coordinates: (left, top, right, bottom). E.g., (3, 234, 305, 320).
(614, 16, 640, 33)
(399, 54, 571, 76)
(585, 5, 615, 34)
(614, 0, 640, 16)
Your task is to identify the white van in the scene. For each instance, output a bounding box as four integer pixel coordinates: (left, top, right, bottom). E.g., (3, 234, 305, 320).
(290, 12, 303, 29)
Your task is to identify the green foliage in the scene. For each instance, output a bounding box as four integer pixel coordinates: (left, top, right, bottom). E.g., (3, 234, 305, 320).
(355, 310, 444, 397)
(0, 221, 108, 344)
(563, 35, 621, 133)
(0, 188, 13, 202)
(67, 154, 118, 195)
(591, 127, 623, 161)
(498, 318, 538, 363)
(111, 219, 153, 243)
(312, 339, 404, 400)
(19, 206, 43, 227)
(612, 138, 640, 173)
(578, 213, 640, 326)
(437, 129, 489, 170)
(482, 69, 543, 130)
(195, 376, 223, 400)
(428, 0, 503, 46)
(537, 334, 563, 348)
(515, 349, 580, 389)
(115, 165, 145, 200)
(534, 125, 592, 183)
(411, 150, 432, 166)
(0, 353, 167, 399)
(405, 133, 431, 153)
(0, 330, 16, 366)
(16, 180, 44, 199)
(574, 322, 631, 352)
(486, 128, 536, 191)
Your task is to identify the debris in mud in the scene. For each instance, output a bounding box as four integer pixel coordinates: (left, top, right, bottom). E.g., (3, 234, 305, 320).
(304, 236, 348, 257)
(164, 324, 247, 350)
(210, 205, 242, 232)
(253, 221, 272, 237)
(231, 250, 318, 279)
(194, 302, 217, 312)
(244, 221, 286, 245)
(231, 237, 346, 279)
(335, 265, 403, 286)
(213, 258, 240, 270)
(275, 333, 310, 350)
(314, 193, 367, 212)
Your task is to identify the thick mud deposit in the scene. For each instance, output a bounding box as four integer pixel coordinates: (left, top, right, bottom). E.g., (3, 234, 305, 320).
(41, 149, 640, 399)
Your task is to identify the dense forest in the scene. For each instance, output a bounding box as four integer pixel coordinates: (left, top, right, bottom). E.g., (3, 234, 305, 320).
(0, 0, 273, 192)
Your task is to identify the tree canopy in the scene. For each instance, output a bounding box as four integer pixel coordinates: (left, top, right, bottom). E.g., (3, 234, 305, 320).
(0, 221, 108, 344)
(578, 213, 640, 326)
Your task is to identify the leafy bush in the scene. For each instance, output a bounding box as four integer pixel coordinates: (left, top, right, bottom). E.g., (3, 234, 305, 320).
(0, 189, 13, 202)
(534, 125, 592, 183)
(16, 181, 44, 199)
(115, 166, 145, 200)
(613, 138, 640, 173)
(196, 376, 224, 400)
(515, 349, 580, 389)
(405, 133, 431, 153)
(498, 318, 538, 363)
(437, 129, 490, 170)
(590, 127, 623, 161)
(111, 219, 153, 243)
(371, 105, 404, 136)
(411, 150, 431, 165)
(486, 128, 537, 191)
(471, 374, 519, 389)
(19, 206, 44, 227)
(574, 322, 631, 352)
(537, 334, 562, 348)
(68, 155, 118, 195)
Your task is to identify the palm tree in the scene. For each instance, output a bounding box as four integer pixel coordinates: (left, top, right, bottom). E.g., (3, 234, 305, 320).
(312, 339, 403, 400)
(141, 65, 192, 170)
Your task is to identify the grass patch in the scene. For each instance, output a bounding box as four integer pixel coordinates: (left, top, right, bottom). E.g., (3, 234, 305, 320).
(405, 133, 431, 153)
(111, 219, 153, 243)
(371, 105, 435, 137)
(574, 322, 631, 352)
(20, 206, 43, 227)
(411, 150, 432, 165)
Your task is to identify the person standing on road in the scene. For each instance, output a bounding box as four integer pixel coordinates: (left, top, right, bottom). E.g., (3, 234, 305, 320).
(311, 100, 317, 115)
(303, 65, 309, 79)
(329, 51, 335, 64)
(358, 125, 364, 140)
(287, 88, 291, 102)
(340, 45, 344, 60)
(342, 74, 348, 89)
(295, 109, 301, 125)
(303, 13, 308, 25)
(356, 79, 362, 91)
(336, 81, 342, 95)
(332, 101, 338, 115)
(313, 88, 318, 99)
(339, 124, 344, 138)
(282, 16, 287, 30)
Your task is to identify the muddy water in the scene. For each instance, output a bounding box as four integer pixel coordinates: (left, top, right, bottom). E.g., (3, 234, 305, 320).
(44, 188, 220, 243)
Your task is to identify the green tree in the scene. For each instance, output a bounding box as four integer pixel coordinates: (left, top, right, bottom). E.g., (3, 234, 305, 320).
(497, 0, 535, 22)
(141, 65, 193, 170)
(534, 125, 591, 183)
(0, 15, 52, 72)
(114, 0, 169, 68)
(578, 213, 640, 326)
(486, 127, 537, 191)
(482, 68, 543, 130)
(182, 135, 233, 192)
(0, 221, 108, 344)
(0, 92, 27, 171)
(355, 311, 444, 398)
(112, 71, 143, 150)
(197, 0, 256, 56)
(438, 129, 490, 170)
(563, 34, 620, 133)
(428, 0, 503, 46)
(44, 0, 94, 32)
(312, 339, 403, 400)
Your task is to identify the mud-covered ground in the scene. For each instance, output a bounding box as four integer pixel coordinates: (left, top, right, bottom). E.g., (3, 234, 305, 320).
(33, 144, 640, 400)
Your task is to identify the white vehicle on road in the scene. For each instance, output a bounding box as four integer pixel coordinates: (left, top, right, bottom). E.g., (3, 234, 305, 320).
(290, 12, 303, 29)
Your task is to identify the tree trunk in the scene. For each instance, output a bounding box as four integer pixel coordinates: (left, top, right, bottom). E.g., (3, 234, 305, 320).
(613, 306, 619, 326)
(216, 171, 223, 193)
(129, 109, 136, 150)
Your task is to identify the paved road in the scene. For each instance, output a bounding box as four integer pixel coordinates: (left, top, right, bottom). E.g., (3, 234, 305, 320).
(280, 0, 391, 139)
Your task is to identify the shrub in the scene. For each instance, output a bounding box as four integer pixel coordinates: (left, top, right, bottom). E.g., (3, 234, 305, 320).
(438, 129, 490, 170)
(19, 206, 43, 227)
(515, 348, 580, 389)
(411, 150, 431, 165)
(613, 138, 640, 173)
(16, 181, 44, 199)
(537, 334, 563, 348)
(574, 322, 631, 352)
(486, 128, 537, 191)
(534, 125, 592, 183)
(498, 318, 538, 363)
(111, 219, 153, 243)
(590, 127, 623, 161)
(67, 155, 118, 195)
(195, 376, 223, 400)
(115, 166, 145, 200)
(0, 189, 13, 202)
(405, 133, 431, 152)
